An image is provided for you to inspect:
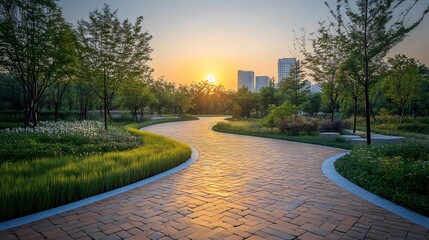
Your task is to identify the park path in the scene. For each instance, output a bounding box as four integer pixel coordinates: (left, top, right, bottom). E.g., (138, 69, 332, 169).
(1, 117, 428, 240)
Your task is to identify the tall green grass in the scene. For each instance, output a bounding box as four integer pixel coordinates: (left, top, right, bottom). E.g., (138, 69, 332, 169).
(0, 124, 191, 221)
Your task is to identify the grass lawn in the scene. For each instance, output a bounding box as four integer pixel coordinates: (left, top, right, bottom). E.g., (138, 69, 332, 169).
(0, 116, 196, 221)
(335, 143, 429, 217)
(212, 120, 353, 149)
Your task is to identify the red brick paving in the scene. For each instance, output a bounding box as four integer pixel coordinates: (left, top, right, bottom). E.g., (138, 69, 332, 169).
(0, 117, 427, 239)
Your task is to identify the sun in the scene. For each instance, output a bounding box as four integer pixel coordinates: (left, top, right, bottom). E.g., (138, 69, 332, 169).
(206, 75, 216, 84)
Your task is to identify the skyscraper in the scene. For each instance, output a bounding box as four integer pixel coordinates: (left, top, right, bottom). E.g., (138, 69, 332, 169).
(255, 76, 270, 92)
(237, 70, 254, 92)
(278, 58, 296, 82)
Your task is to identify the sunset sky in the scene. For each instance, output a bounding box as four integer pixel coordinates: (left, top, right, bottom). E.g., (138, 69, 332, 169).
(58, 0, 429, 90)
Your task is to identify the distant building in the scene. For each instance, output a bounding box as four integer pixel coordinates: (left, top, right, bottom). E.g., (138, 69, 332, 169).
(278, 58, 296, 82)
(311, 84, 321, 93)
(255, 76, 270, 92)
(237, 70, 254, 92)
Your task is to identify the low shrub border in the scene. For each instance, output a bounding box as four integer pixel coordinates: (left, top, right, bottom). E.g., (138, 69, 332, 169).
(323, 153, 429, 229)
(212, 121, 353, 150)
(0, 119, 194, 222)
(335, 143, 429, 217)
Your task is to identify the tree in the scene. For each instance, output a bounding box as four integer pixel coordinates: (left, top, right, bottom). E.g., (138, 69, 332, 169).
(148, 77, 175, 116)
(235, 86, 258, 118)
(47, 23, 79, 122)
(338, 53, 365, 133)
(278, 61, 310, 108)
(418, 65, 429, 116)
(76, 4, 152, 130)
(302, 92, 322, 117)
(121, 78, 156, 120)
(0, 73, 22, 110)
(172, 85, 192, 115)
(259, 79, 283, 116)
(0, 0, 75, 126)
(296, 26, 344, 122)
(264, 101, 298, 129)
(326, 0, 429, 144)
(382, 54, 423, 122)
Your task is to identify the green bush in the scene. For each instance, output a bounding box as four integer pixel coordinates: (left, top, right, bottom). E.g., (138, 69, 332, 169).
(277, 119, 318, 136)
(320, 119, 351, 133)
(335, 142, 429, 216)
(213, 120, 353, 149)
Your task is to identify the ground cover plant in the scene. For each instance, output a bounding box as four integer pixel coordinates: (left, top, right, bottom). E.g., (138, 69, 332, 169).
(0, 120, 192, 221)
(0, 121, 140, 163)
(212, 120, 353, 150)
(354, 116, 429, 136)
(335, 143, 429, 217)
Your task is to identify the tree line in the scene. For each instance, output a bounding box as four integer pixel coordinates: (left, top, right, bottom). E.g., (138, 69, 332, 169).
(1, 0, 429, 144)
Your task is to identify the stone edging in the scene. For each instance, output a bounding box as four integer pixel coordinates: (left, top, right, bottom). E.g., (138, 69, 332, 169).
(322, 153, 429, 229)
(0, 146, 200, 231)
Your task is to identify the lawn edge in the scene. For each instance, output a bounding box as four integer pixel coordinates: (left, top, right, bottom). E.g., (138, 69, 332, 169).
(0, 146, 199, 231)
(322, 153, 429, 229)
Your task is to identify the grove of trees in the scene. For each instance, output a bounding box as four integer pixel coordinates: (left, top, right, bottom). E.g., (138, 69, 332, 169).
(1, 0, 429, 146)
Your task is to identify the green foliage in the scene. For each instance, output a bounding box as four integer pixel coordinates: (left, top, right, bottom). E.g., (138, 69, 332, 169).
(263, 101, 319, 135)
(213, 120, 352, 149)
(302, 92, 322, 116)
(320, 119, 351, 133)
(235, 87, 258, 118)
(264, 102, 298, 128)
(120, 79, 156, 119)
(0, 0, 77, 126)
(335, 143, 429, 216)
(76, 4, 153, 130)
(382, 55, 423, 120)
(354, 116, 429, 135)
(0, 121, 140, 163)
(277, 119, 318, 136)
(259, 82, 284, 115)
(0, 74, 22, 110)
(278, 61, 310, 108)
(326, 0, 429, 144)
(0, 121, 191, 221)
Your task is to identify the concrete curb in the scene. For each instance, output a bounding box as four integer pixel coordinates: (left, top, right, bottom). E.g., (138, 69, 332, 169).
(322, 153, 429, 229)
(0, 146, 199, 231)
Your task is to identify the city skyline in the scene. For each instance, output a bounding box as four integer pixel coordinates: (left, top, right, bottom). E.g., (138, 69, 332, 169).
(58, 0, 429, 90)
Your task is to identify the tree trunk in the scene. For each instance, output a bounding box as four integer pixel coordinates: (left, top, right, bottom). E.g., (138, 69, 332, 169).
(54, 102, 59, 122)
(353, 96, 358, 133)
(400, 104, 406, 124)
(364, 84, 371, 145)
(103, 88, 108, 131)
(363, 0, 371, 145)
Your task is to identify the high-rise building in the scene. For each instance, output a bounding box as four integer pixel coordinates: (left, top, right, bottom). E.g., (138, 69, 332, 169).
(237, 70, 254, 92)
(255, 76, 270, 92)
(278, 58, 296, 82)
(311, 84, 321, 93)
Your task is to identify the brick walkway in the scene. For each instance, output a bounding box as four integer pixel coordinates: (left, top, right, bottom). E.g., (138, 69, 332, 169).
(1, 117, 427, 239)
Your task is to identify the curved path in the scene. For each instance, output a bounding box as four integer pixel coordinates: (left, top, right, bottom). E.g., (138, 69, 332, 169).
(1, 117, 428, 239)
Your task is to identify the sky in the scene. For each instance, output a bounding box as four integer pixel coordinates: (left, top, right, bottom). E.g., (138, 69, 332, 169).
(58, 0, 429, 90)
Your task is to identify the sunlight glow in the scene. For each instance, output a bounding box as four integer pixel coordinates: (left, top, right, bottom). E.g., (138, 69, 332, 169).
(206, 75, 216, 84)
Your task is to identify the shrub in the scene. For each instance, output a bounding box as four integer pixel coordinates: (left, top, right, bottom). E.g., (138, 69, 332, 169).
(263, 102, 298, 129)
(320, 119, 351, 133)
(277, 120, 318, 136)
(335, 142, 429, 216)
